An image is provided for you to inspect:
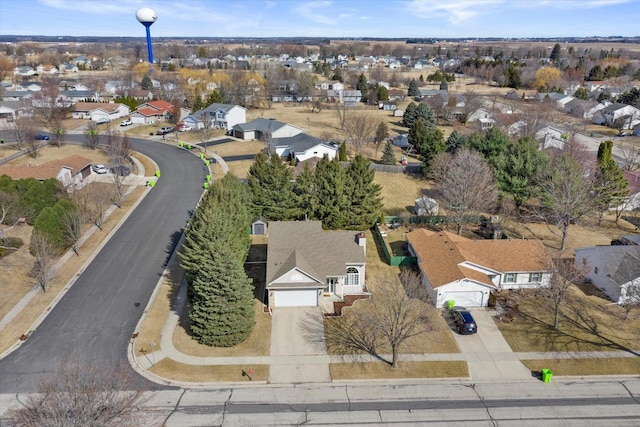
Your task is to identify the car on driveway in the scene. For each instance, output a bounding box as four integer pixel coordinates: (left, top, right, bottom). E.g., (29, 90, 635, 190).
(156, 126, 173, 135)
(35, 134, 49, 140)
(96, 117, 111, 125)
(109, 165, 130, 176)
(177, 124, 192, 132)
(120, 119, 133, 126)
(451, 306, 478, 335)
(92, 164, 107, 174)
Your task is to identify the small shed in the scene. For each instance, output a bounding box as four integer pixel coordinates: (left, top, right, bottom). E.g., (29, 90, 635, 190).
(393, 109, 404, 117)
(414, 196, 439, 216)
(251, 217, 267, 235)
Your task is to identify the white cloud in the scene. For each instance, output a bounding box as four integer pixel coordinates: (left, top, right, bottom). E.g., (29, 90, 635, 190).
(38, 0, 136, 14)
(408, 0, 505, 23)
(293, 1, 337, 26)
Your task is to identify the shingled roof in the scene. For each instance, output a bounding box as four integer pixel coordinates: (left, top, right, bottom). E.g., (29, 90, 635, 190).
(406, 229, 549, 288)
(266, 221, 365, 289)
(0, 155, 92, 180)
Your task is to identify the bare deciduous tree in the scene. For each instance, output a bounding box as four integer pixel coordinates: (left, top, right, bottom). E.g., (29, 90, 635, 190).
(105, 127, 132, 167)
(544, 256, 589, 330)
(8, 116, 35, 152)
(9, 357, 150, 427)
(91, 184, 114, 229)
(0, 190, 18, 240)
(335, 102, 351, 131)
(61, 208, 82, 255)
(343, 113, 379, 155)
(535, 150, 595, 250)
(323, 270, 436, 368)
(30, 232, 56, 292)
(619, 140, 640, 171)
(85, 121, 102, 149)
(432, 148, 499, 235)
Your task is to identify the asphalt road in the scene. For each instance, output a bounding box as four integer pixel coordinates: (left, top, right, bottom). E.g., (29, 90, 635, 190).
(0, 136, 206, 393)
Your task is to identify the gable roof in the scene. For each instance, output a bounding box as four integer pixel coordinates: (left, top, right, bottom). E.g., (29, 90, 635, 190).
(72, 102, 123, 113)
(266, 221, 365, 287)
(234, 117, 291, 133)
(578, 245, 640, 285)
(0, 155, 92, 180)
(406, 229, 549, 288)
(271, 133, 337, 154)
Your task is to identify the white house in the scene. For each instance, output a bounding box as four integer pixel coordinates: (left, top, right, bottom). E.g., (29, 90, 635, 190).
(266, 221, 367, 308)
(270, 133, 339, 163)
(406, 229, 551, 308)
(599, 103, 640, 129)
(574, 243, 640, 305)
(231, 118, 303, 141)
(71, 102, 130, 121)
(183, 103, 246, 131)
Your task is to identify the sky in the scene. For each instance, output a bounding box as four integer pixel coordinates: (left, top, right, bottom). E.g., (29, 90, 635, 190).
(0, 0, 639, 39)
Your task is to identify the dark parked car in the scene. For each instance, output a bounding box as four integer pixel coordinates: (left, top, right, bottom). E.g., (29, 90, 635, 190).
(35, 134, 49, 140)
(451, 307, 477, 335)
(109, 165, 131, 176)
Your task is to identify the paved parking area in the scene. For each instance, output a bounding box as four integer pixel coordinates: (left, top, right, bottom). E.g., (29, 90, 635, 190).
(449, 308, 534, 380)
(269, 308, 331, 383)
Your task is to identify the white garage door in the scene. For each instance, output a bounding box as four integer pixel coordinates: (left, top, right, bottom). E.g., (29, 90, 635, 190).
(274, 289, 317, 307)
(131, 117, 146, 124)
(442, 291, 485, 307)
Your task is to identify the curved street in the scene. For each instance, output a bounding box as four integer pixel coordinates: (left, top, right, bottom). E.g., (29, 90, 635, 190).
(0, 136, 206, 393)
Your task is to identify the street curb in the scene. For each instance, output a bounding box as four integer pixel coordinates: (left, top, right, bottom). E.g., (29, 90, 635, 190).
(0, 184, 153, 360)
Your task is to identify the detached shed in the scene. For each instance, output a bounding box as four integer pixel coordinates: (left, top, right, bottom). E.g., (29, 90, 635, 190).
(414, 196, 439, 216)
(252, 218, 267, 235)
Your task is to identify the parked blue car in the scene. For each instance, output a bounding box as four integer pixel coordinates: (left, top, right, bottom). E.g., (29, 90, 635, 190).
(35, 134, 49, 140)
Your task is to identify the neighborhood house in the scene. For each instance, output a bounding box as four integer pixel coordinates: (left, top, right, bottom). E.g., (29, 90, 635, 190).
(266, 221, 367, 308)
(406, 229, 551, 308)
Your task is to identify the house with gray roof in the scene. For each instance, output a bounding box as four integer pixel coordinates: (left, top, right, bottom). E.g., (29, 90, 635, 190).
(574, 244, 640, 305)
(270, 133, 339, 163)
(183, 103, 246, 131)
(266, 221, 367, 308)
(232, 118, 303, 141)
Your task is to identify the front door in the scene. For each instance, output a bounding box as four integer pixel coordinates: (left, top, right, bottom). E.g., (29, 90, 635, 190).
(325, 278, 337, 294)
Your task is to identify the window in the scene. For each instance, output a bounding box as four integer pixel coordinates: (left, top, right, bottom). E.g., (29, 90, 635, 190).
(503, 273, 517, 283)
(346, 267, 359, 287)
(529, 272, 543, 283)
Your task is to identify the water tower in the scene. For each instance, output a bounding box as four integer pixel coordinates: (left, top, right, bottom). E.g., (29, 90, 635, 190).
(136, 7, 157, 67)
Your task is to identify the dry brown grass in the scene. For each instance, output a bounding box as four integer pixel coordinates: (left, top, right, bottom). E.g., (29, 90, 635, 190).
(374, 172, 432, 215)
(329, 361, 468, 379)
(497, 286, 640, 354)
(0, 186, 146, 352)
(171, 301, 271, 357)
(148, 359, 269, 382)
(521, 358, 640, 376)
(0, 144, 110, 164)
(506, 214, 637, 258)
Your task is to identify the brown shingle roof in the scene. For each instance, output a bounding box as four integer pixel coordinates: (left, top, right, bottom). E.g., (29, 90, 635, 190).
(0, 155, 92, 180)
(406, 229, 549, 288)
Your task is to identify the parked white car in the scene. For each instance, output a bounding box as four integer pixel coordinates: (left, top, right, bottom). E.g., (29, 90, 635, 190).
(120, 119, 133, 126)
(179, 125, 192, 132)
(92, 164, 107, 174)
(96, 117, 111, 125)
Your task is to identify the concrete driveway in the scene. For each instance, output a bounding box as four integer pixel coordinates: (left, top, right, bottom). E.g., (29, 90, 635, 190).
(269, 308, 331, 383)
(449, 308, 533, 380)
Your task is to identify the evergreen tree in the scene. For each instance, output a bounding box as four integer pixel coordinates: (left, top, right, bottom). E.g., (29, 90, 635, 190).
(493, 137, 548, 209)
(338, 142, 347, 161)
(439, 80, 448, 91)
(418, 126, 446, 172)
(344, 155, 383, 229)
(408, 79, 420, 97)
(446, 130, 466, 153)
(314, 156, 350, 229)
(466, 127, 511, 162)
(550, 43, 562, 61)
(574, 87, 589, 100)
(381, 140, 397, 165)
(594, 140, 628, 223)
(402, 102, 417, 128)
(294, 163, 318, 220)
(356, 73, 368, 103)
(377, 85, 389, 101)
(141, 74, 153, 90)
(504, 64, 521, 88)
(205, 91, 224, 106)
(189, 242, 255, 347)
(247, 153, 297, 220)
(415, 102, 436, 130)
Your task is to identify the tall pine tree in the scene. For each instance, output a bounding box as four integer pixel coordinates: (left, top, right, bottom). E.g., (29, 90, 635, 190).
(345, 155, 383, 229)
(189, 242, 255, 347)
(248, 153, 297, 220)
(381, 140, 397, 165)
(314, 156, 350, 229)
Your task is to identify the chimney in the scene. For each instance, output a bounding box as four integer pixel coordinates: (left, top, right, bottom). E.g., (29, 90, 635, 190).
(356, 232, 366, 253)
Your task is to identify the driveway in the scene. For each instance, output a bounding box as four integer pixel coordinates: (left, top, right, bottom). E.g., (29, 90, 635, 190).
(269, 308, 331, 383)
(449, 308, 533, 380)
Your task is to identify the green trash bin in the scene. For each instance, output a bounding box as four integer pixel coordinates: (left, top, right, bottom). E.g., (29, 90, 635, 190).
(446, 300, 455, 310)
(541, 368, 553, 383)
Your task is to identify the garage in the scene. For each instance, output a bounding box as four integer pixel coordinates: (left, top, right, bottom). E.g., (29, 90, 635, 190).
(273, 289, 318, 308)
(439, 290, 486, 308)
